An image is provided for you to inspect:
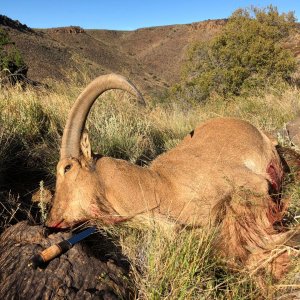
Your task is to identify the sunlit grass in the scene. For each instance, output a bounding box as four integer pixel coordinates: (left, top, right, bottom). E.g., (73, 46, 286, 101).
(0, 78, 299, 299)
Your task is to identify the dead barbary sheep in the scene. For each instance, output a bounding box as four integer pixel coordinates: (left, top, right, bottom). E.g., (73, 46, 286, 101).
(46, 74, 296, 278)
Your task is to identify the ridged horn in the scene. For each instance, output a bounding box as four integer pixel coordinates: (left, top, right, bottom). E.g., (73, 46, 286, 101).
(60, 74, 145, 159)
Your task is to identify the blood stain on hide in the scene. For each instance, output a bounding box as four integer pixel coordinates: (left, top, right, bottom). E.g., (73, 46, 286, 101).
(267, 161, 282, 194)
(266, 160, 285, 225)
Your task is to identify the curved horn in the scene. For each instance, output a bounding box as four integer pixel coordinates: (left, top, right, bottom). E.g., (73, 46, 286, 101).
(60, 74, 145, 159)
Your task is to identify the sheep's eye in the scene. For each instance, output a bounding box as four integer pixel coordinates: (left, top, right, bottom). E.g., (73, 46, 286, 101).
(64, 164, 72, 174)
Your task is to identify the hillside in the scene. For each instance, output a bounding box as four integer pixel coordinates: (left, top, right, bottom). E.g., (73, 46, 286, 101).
(87, 20, 225, 85)
(1, 15, 300, 94)
(0, 15, 225, 93)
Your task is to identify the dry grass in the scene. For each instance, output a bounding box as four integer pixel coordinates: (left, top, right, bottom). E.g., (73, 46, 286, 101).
(112, 223, 263, 300)
(0, 78, 299, 299)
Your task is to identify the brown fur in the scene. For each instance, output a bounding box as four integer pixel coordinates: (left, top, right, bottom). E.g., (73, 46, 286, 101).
(48, 118, 281, 227)
(46, 75, 298, 280)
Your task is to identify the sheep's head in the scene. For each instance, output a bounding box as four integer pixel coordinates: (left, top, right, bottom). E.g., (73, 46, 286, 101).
(46, 74, 144, 229)
(46, 133, 101, 228)
(46, 160, 93, 228)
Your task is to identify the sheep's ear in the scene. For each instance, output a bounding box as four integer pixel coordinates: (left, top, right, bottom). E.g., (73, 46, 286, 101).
(80, 129, 92, 161)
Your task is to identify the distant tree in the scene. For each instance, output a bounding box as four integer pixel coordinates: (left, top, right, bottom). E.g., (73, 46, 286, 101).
(0, 28, 27, 79)
(177, 5, 297, 102)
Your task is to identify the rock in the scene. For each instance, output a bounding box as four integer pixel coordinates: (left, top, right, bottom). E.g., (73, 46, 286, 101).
(0, 15, 34, 33)
(286, 116, 300, 149)
(0, 221, 133, 299)
(276, 145, 300, 180)
(48, 26, 85, 34)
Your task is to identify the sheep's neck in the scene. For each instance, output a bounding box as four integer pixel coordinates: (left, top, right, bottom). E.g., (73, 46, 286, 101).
(97, 158, 166, 219)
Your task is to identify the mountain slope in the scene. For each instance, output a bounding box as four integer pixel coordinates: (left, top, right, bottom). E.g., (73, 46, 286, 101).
(1, 15, 299, 94)
(0, 15, 225, 93)
(88, 20, 225, 84)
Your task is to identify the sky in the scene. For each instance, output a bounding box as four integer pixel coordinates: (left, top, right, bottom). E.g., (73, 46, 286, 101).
(1, 1, 299, 30)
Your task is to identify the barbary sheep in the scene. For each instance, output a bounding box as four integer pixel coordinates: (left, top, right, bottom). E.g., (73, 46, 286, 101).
(46, 74, 298, 278)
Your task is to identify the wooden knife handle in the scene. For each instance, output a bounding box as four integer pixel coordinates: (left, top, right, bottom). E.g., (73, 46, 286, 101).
(31, 240, 72, 268)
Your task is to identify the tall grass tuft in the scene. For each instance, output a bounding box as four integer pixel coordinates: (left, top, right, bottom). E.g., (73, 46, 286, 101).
(105, 222, 264, 300)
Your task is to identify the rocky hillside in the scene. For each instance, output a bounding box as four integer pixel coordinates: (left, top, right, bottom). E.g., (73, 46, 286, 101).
(1, 15, 299, 93)
(0, 15, 225, 93)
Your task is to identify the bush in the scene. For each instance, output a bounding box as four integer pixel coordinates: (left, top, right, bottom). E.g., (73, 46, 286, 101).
(179, 6, 297, 102)
(0, 28, 26, 76)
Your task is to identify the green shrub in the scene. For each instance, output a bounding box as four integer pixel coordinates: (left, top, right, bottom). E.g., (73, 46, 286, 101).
(0, 28, 10, 46)
(179, 6, 297, 102)
(0, 28, 26, 73)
